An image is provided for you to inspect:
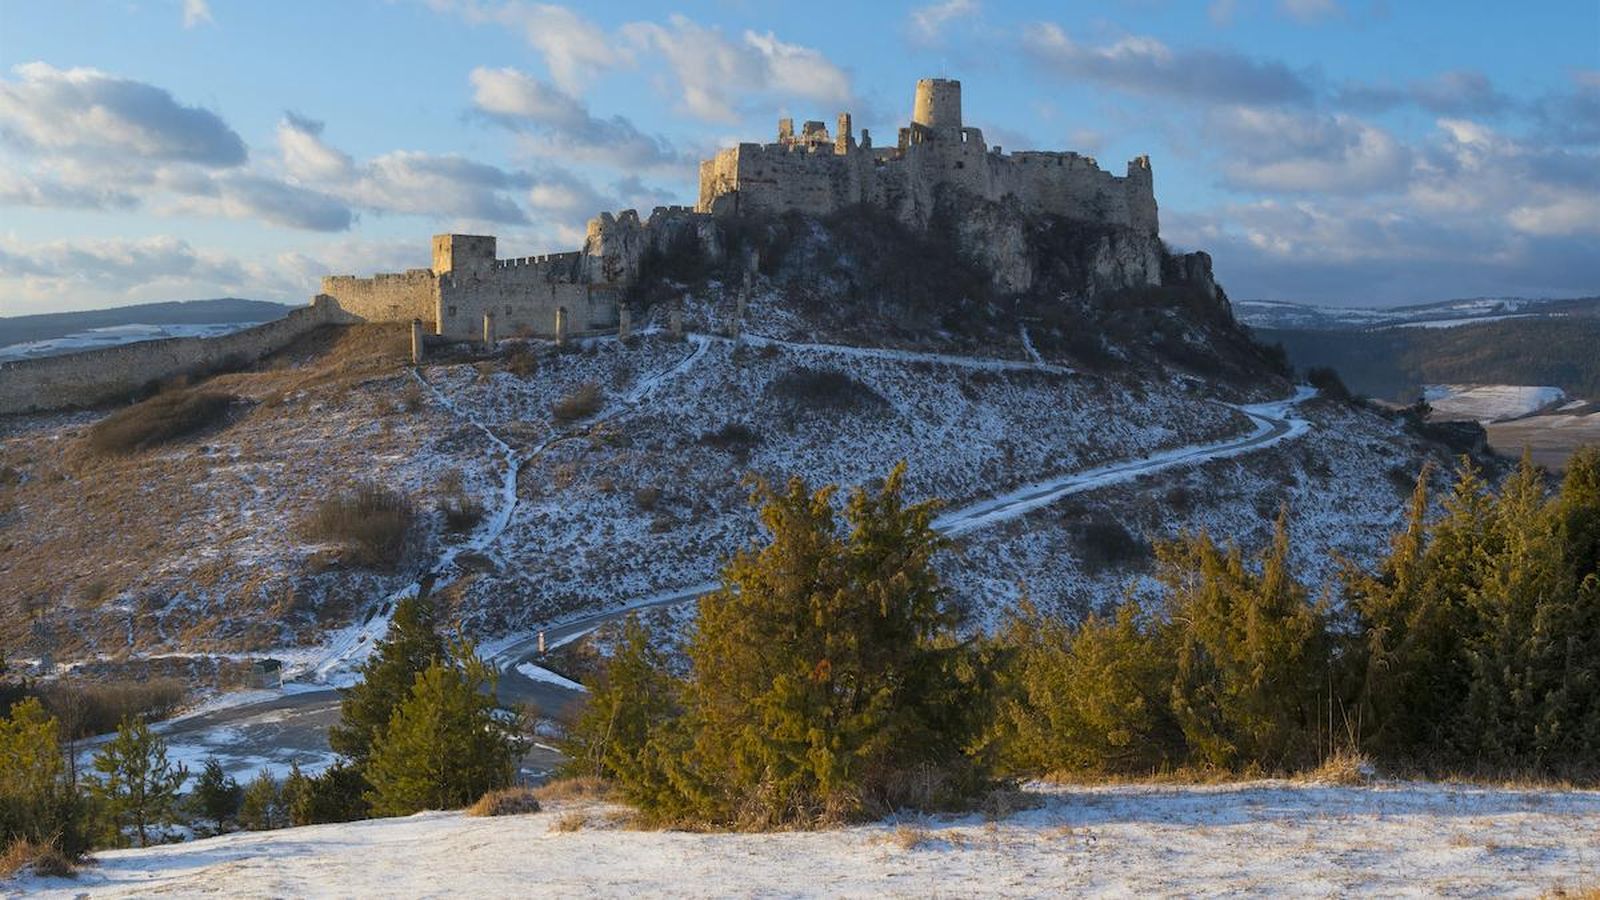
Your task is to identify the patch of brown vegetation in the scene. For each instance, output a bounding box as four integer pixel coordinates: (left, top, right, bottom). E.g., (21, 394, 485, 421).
(300, 484, 415, 569)
(1, 839, 76, 880)
(85, 389, 237, 455)
(551, 383, 603, 423)
(468, 786, 543, 817)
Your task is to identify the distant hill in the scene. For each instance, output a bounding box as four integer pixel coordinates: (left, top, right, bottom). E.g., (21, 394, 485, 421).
(1236, 295, 1596, 331)
(0, 298, 294, 360)
(1250, 297, 1600, 402)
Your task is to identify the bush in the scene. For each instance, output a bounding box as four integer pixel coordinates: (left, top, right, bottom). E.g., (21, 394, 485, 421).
(301, 484, 415, 569)
(286, 762, 369, 826)
(1, 838, 75, 879)
(467, 786, 542, 817)
(633, 486, 661, 512)
(504, 344, 539, 378)
(85, 390, 235, 455)
(239, 769, 285, 831)
(437, 472, 483, 534)
(36, 678, 187, 740)
(1305, 366, 1354, 402)
(551, 383, 604, 423)
(766, 367, 886, 416)
(698, 422, 762, 456)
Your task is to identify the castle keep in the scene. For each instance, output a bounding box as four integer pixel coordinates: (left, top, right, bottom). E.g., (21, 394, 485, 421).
(316, 77, 1162, 340)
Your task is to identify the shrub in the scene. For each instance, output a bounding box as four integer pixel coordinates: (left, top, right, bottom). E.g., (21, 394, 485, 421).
(36, 678, 187, 741)
(437, 472, 484, 534)
(633, 486, 661, 512)
(301, 484, 415, 569)
(504, 344, 539, 378)
(1305, 366, 1354, 402)
(551, 383, 604, 423)
(765, 367, 886, 416)
(698, 422, 762, 456)
(551, 812, 586, 832)
(239, 769, 285, 831)
(85, 390, 235, 455)
(88, 716, 189, 848)
(468, 786, 542, 817)
(1, 699, 92, 859)
(1, 838, 75, 879)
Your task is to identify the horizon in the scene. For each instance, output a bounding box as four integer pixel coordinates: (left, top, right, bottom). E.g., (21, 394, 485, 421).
(1, 0, 1596, 315)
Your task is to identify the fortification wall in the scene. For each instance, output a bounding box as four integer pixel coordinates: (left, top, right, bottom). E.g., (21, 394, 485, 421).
(0, 298, 338, 415)
(319, 269, 438, 327)
(439, 252, 616, 339)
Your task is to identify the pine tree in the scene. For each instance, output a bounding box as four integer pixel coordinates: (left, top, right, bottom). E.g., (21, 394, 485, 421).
(680, 464, 983, 825)
(88, 717, 188, 848)
(192, 758, 243, 834)
(328, 594, 447, 766)
(363, 649, 520, 816)
(560, 615, 689, 816)
(238, 769, 283, 831)
(1, 697, 90, 856)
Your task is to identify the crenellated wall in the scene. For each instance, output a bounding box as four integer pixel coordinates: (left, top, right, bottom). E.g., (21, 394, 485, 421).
(319, 269, 438, 328)
(695, 78, 1160, 236)
(0, 297, 340, 415)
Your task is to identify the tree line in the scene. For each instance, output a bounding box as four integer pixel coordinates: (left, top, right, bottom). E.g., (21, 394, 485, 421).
(5, 449, 1597, 857)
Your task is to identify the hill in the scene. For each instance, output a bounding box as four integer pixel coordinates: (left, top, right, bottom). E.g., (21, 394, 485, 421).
(1254, 309, 1600, 402)
(0, 299, 293, 360)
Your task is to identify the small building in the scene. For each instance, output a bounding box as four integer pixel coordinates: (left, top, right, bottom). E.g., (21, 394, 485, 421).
(249, 658, 284, 690)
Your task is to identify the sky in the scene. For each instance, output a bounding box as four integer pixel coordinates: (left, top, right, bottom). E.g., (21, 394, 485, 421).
(0, 0, 1595, 316)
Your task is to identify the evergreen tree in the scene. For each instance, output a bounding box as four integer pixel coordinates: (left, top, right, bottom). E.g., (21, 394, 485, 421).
(192, 758, 243, 833)
(1159, 511, 1327, 771)
(238, 769, 283, 831)
(1, 697, 91, 856)
(328, 595, 446, 765)
(561, 615, 688, 816)
(363, 649, 520, 816)
(679, 464, 984, 826)
(291, 762, 371, 825)
(991, 598, 1182, 775)
(88, 717, 188, 848)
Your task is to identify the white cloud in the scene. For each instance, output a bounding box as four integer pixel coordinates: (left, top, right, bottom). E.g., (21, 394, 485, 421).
(182, 0, 214, 29)
(276, 113, 354, 182)
(0, 62, 246, 166)
(908, 0, 979, 44)
(469, 66, 683, 169)
(1210, 108, 1411, 194)
(1278, 0, 1344, 23)
(430, 1, 631, 95)
(622, 17, 853, 122)
(1022, 25, 1312, 105)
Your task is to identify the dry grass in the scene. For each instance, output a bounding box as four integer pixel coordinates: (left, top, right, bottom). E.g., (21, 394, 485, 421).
(0, 838, 76, 880)
(1300, 750, 1376, 786)
(882, 824, 933, 851)
(1543, 886, 1600, 899)
(550, 382, 604, 423)
(551, 812, 587, 832)
(532, 777, 611, 806)
(467, 786, 543, 817)
(300, 484, 415, 569)
(85, 389, 236, 455)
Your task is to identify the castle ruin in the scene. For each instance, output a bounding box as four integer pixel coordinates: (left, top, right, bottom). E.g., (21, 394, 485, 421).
(316, 77, 1163, 341)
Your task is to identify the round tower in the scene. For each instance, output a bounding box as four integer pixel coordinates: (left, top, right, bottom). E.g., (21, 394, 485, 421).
(912, 78, 962, 135)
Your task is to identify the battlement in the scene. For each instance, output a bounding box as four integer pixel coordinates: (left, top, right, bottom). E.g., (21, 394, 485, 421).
(694, 76, 1159, 235)
(493, 251, 582, 270)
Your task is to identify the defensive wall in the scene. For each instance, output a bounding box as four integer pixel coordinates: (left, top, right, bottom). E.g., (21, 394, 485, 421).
(695, 78, 1159, 235)
(0, 296, 341, 415)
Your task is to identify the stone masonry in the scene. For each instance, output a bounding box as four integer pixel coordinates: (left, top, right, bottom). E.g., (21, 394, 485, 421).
(319, 77, 1163, 339)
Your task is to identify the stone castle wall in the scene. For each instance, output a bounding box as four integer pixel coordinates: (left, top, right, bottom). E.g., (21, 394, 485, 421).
(319, 269, 439, 329)
(695, 78, 1160, 235)
(0, 297, 339, 415)
(439, 251, 618, 337)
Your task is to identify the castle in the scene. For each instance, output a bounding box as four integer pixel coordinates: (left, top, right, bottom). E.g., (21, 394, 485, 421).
(316, 78, 1162, 341)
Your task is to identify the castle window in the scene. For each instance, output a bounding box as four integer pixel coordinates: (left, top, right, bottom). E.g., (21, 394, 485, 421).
(955, 161, 964, 169)
(448, 305, 458, 317)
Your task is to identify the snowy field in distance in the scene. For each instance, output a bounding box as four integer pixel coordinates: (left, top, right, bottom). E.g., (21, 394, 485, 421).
(1425, 384, 1566, 423)
(0, 322, 256, 362)
(14, 781, 1599, 897)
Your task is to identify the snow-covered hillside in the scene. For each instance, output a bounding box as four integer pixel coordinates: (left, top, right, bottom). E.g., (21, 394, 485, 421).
(12, 781, 1598, 897)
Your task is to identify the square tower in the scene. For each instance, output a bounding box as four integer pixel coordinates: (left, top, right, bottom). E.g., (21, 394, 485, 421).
(431, 234, 497, 277)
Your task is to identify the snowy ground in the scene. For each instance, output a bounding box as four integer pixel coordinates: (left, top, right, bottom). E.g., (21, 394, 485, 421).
(1424, 384, 1565, 423)
(12, 781, 1598, 898)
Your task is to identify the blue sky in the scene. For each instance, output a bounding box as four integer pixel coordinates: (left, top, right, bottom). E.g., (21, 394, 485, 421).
(0, 0, 1595, 314)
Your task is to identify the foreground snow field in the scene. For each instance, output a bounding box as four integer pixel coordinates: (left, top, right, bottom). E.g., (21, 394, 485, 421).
(12, 781, 1599, 898)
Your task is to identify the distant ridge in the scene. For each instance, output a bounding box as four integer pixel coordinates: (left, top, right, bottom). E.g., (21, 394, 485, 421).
(0, 298, 294, 349)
